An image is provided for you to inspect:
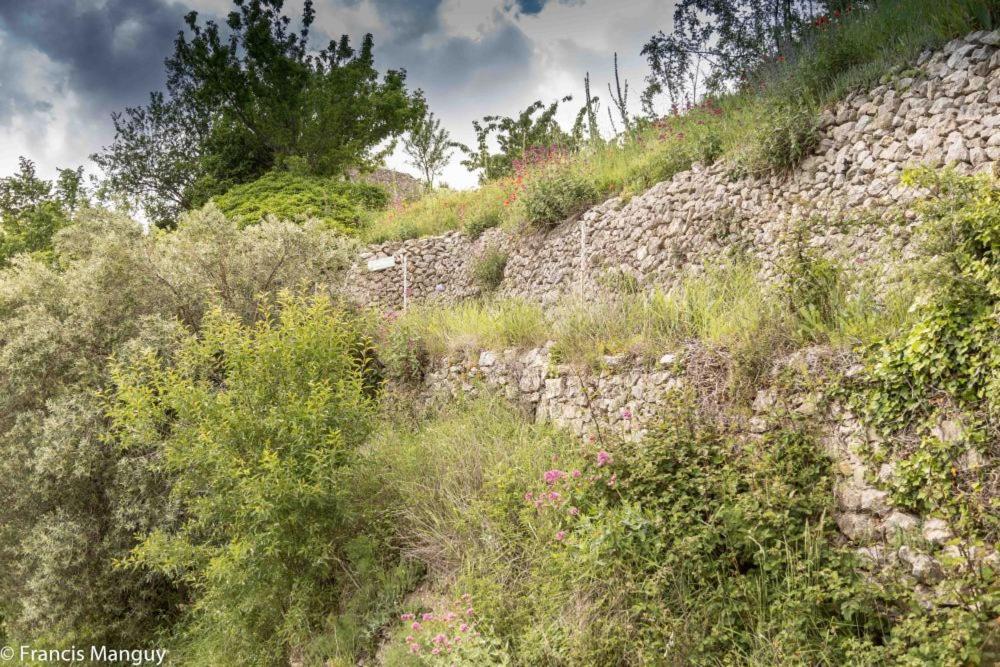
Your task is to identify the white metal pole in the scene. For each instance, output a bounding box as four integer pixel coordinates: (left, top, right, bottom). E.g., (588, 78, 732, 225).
(402, 253, 409, 312)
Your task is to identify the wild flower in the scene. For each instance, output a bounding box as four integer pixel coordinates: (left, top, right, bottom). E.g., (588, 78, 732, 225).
(466, 607, 475, 616)
(460, 623, 469, 632)
(555, 530, 566, 541)
(596, 450, 611, 467)
(572, 469, 581, 478)
(548, 491, 560, 501)
(568, 506, 580, 516)
(621, 408, 632, 420)
(433, 633, 447, 644)
(422, 612, 435, 621)
(543, 469, 565, 485)
(400, 612, 414, 621)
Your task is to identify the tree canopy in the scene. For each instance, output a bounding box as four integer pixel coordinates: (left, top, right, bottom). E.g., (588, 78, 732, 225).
(0, 157, 85, 266)
(95, 0, 424, 228)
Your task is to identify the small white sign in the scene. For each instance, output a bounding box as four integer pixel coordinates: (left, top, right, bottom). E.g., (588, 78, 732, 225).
(367, 256, 396, 272)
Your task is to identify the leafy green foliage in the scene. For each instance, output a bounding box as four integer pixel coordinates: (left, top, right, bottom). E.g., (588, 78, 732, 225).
(853, 170, 1000, 540)
(857, 171, 1000, 431)
(0, 206, 353, 650)
(731, 101, 819, 176)
(211, 170, 387, 231)
(109, 296, 379, 665)
(471, 248, 508, 292)
(402, 111, 456, 188)
(96, 0, 423, 227)
(458, 98, 575, 182)
(641, 0, 834, 110)
(519, 166, 597, 228)
(0, 157, 85, 266)
(373, 392, 998, 665)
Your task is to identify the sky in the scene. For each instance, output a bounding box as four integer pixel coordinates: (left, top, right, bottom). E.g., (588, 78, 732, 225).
(0, 0, 673, 190)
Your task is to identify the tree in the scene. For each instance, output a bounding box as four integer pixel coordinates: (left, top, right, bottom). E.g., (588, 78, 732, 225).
(93, 92, 210, 228)
(402, 112, 455, 189)
(95, 0, 424, 228)
(459, 97, 573, 182)
(640, 0, 838, 114)
(0, 157, 85, 266)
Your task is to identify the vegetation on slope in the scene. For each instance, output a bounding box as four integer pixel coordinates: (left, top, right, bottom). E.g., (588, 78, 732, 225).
(1, 0, 1000, 664)
(369, 0, 1000, 243)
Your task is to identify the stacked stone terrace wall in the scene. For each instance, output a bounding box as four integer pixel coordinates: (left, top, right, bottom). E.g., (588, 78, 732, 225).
(416, 344, 994, 596)
(348, 31, 1000, 309)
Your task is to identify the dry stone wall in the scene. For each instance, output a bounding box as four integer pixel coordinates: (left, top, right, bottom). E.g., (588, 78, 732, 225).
(415, 344, 995, 597)
(349, 31, 1000, 308)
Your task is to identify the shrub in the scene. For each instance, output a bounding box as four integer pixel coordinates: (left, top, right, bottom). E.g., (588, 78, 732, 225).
(519, 167, 598, 228)
(0, 207, 353, 651)
(853, 170, 1000, 540)
(109, 296, 380, 665)
(471, 248, 508, 292)
(732, 102, 819, 177)
(212, 171, 388, 232)
(464, 208, 502, 239)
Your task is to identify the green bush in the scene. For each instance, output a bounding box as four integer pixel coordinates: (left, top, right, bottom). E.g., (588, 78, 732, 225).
(471, 248, 508, 292)
(853, 170, 1000, 539)
(0, 207, 351, 650)
(108, 295, 381, 665)
(371, 391, 1000, 665)
(732, 102, 819, 177)
(520, 167, 598, 228)
(212, 170, 388, 232)
(464, 208, 502, 239)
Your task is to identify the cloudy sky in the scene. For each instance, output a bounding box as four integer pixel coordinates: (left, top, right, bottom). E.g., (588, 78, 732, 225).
(0, 0, 672, 189)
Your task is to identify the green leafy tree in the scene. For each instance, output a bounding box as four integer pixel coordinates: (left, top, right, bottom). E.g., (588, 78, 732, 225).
(0, 157, 85, 266)
(96, 0, 424, 228)
(459, 97, 573, 182)
(110, 296, 377, 665)
(402, 111, 455, 188)
(93, 93, 211, 228)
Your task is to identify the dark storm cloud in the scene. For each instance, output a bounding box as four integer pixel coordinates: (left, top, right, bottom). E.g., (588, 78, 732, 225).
(0, 0, 194, 115)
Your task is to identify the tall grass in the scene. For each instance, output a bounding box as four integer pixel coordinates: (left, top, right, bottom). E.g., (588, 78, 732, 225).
(376, 260, 916, 407)
(366, 0, 997, 242)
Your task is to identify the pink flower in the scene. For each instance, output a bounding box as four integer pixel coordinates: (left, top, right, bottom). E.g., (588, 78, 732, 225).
(596, 450, 611, 467)
(460, 623, 469, 633)
(431, 648, 440, 655)
(543, 469, 565, 485)
(433, 633, 447, 644)
(411, 621, 422, 631)
(621, 408, 632, 420)
(422, 613, 434, 621)
(572, 469, 581, 478)
(524, 491, 534, 501)
(555, 530, 566, 541)
(466, 607, 475, 616)
(568, 506, 580, 516)
(548, 491, 560, 501)
(400, 613, 414, 621)
(409, 643, 420, 654)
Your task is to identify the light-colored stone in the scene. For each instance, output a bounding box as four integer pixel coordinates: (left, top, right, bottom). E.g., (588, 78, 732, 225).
(884, 510, 921, 535)
(921, 518, 954, 544)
